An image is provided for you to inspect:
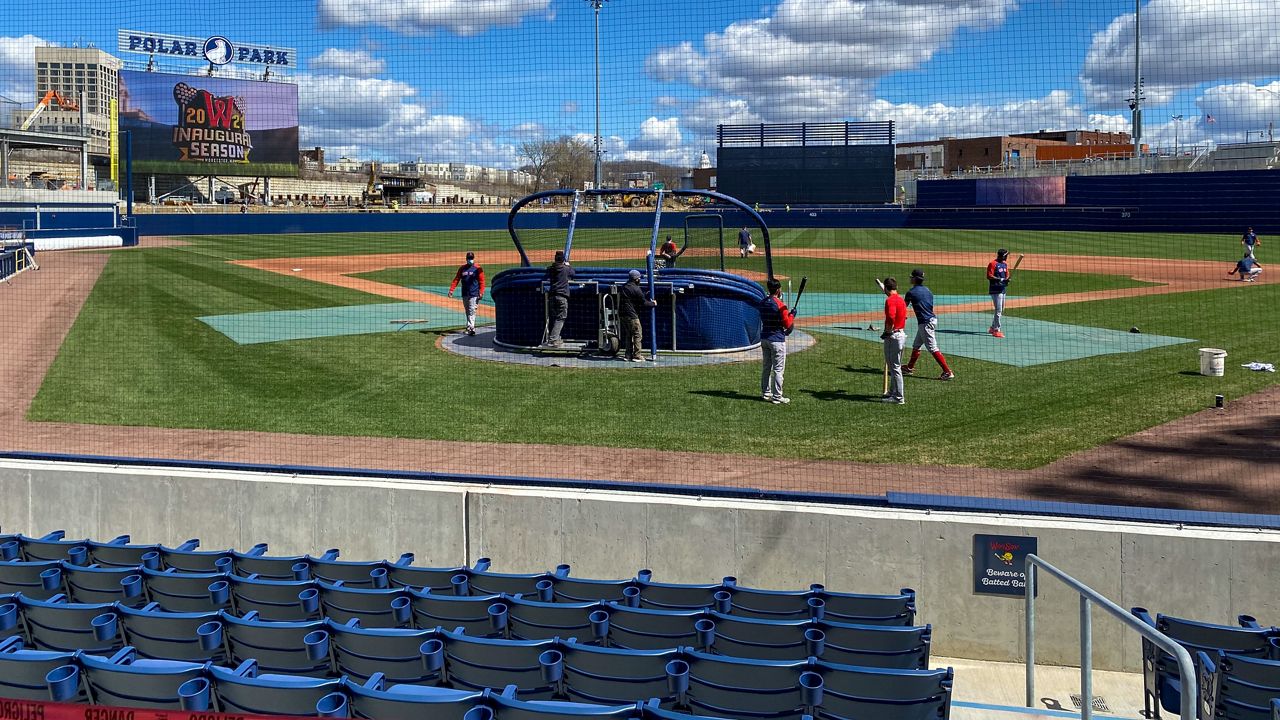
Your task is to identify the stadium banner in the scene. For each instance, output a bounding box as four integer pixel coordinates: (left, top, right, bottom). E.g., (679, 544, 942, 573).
(117, 30, 295, 68)
(118, 70, 299, 177)
(0, 697, 319, 720)
(975, 176, 1066, 206)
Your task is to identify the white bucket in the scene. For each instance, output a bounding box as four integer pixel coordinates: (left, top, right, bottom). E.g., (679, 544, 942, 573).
(1199, 348, 1228, 377)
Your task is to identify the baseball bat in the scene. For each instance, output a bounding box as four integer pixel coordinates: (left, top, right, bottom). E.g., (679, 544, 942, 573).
(875, 278, 886, 292)
(1010, 254, 1025, 276)
(791, 276, 809, 314)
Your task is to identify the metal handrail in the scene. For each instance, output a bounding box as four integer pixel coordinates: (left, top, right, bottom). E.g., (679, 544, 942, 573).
(1025, 554, 1196, 720)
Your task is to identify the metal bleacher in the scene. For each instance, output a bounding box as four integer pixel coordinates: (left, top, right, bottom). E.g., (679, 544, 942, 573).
(0, 529, 951, 720)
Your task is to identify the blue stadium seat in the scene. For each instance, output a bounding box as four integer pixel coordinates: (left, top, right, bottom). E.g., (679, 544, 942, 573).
(603, 605, 713, 651)
(314, 581, 413, 628)
(226, 573, 322, 621)
(0, 636, 86, 701)
(1133, 608, 1277, 718)
(409, 588, 507, 635)
(489, 692, 724, 720)
(232, 545, 339, 582)
(549, 575, 639, 604)
(87, 538, 198, 571)
(507, 596, 606, 642)
(10, 531, 105, 564)
(706, 613, 931, 668)
(440, 628, 559, 699)
(388, 556, 491, 594)
(321, 618, 443, 685)
(1199, 649, 1280, 720)
(670, 650, 819, 719)
(343, 673, 485, 720)
(555, 640, 678, 706)
(158, 543, 234, 574)
(61, 562, 150, 607)
(57, 647, 209, 708)
(198, 659, 343, 715)
(730, 586, 918, 627)
(812, 659, 952, 720)
(0, 559, 65, 600)
(471, 565, 570, 597)
(633, 574, 731, 613)
(310, 552, 411, 589)
(203, 609, 331, 676)
(140, 566, 234, 613)
(15, 594, 121, 654)
(92, 603, 223, 663)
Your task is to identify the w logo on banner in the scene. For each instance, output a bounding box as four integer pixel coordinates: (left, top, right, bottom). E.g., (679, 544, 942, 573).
(170, 82, 252, 163)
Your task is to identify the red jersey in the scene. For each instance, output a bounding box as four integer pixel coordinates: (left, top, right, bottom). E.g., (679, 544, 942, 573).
(884, 292, 907, 331)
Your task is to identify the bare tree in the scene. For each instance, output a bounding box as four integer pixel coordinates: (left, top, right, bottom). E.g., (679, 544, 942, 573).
(518, 138, 557, 191)
(548, 136, 595, 190)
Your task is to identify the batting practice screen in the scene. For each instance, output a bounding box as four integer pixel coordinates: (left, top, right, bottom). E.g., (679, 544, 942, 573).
(119, 70, 299, 177)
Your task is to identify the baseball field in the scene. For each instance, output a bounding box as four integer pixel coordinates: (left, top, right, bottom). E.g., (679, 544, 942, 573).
(11, 225, 1275, 504)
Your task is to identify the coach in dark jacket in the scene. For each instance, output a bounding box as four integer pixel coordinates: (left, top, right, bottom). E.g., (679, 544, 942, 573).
(619, 269, 656, 362)
(543, 250, 575, 347)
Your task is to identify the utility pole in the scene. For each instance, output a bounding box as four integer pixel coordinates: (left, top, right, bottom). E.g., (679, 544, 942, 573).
(1131, 0, 1143, 170)
(586, 0, 608, 211)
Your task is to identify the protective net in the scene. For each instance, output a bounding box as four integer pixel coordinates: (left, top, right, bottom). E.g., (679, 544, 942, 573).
(0, 0, 1277, 530)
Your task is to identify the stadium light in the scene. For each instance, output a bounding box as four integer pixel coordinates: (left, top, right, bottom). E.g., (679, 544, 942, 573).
(1171, 115, 1183, 155)
(1131, 0, 1142, 168)
(586, 0, 609, 210)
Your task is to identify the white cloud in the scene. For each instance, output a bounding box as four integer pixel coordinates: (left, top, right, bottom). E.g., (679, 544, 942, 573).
(648, 0, 1013, 91)
(294, 72, 522, 164)
(562, 100, 580, 114)
(318, 0, 551, 35)
(646, 0, 1013, 133)
(629, 117, 682, 152)
(309, 48, 386, 77)
(858, 91, 1132, 142)
(0, 35, 52, 102)
(1081, 0, 1280, 107)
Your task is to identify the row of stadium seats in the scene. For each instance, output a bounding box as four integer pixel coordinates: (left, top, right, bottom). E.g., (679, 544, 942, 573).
(1131, 608, 1280, 720)
(0, 531, 916, 623)
(2, 631, 953, 719)
(0, 593, 931, 669)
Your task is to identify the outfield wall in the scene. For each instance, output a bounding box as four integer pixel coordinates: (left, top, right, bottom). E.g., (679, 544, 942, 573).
(129, 168, 1280, 236)
(3, 458, 1276, 673)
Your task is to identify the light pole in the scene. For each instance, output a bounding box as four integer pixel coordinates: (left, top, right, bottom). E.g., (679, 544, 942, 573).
(586, 0, 608, 210)
(1130, 0, 1143, 167)
(1171, 115, 1182, 155)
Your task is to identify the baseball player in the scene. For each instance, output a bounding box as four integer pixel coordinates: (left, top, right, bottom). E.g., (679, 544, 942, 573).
(1229, 253, 1263, 282)
(986, 248, 1011, 338)
(1243, 227, 1260, 259)
(738, 227, 754, 257)
(758, 278, 795, 404)
(880, 277, 907, 405)
(902, 269, 954, 381)
(447, 251, 485, 335)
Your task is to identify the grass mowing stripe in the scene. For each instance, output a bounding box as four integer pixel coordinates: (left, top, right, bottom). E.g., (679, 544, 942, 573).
(27, 232, 1280, 469)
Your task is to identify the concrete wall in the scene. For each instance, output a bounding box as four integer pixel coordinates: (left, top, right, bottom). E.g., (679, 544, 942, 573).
(2, 458, 1278, 672)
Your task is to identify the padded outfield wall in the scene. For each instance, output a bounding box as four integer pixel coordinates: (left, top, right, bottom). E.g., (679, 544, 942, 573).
(3, 457, 1277, 674)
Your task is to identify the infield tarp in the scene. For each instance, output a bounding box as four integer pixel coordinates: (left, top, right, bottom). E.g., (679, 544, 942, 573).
(199, 289, 494, 345)
(811, 312, 1194, 367)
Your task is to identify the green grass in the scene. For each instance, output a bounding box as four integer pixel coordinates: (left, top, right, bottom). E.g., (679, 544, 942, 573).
(26, 229, 1280, 469)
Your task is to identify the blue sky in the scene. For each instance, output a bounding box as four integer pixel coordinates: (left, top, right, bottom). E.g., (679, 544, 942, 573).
(3, 0, 1279, 166)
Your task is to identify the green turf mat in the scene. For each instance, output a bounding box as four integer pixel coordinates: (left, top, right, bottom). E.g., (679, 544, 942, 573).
(199, 302, 483, 345)
(802, 292, 998, 315)
(811, 312, 1195, 367)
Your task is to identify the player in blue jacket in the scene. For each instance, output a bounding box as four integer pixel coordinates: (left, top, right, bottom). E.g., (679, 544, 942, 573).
(902, 269, 954, 380)
(758, 278, 795, 404)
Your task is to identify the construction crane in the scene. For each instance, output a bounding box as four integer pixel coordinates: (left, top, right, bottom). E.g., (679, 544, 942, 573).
(20, 90, 80, 131)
